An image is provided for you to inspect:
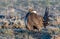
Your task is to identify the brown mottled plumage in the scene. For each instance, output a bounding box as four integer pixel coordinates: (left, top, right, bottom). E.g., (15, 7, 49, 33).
(26, 13, 43, 31)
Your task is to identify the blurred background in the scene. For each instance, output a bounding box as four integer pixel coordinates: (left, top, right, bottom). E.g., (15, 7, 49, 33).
(0, 0, 60, 39)
(0, 0, 60, 17)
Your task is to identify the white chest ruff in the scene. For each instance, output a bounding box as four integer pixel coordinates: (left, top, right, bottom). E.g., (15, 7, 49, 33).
(32, 11, 37, 14)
